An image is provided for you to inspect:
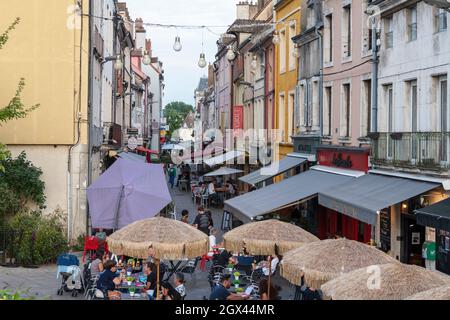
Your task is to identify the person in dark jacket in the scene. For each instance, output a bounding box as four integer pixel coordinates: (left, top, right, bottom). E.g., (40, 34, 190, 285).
(194, 206, 211, 235)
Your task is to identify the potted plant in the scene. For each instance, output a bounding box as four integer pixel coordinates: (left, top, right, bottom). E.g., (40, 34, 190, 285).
(227, 264, 234, 273)
(236, 287, 244, 294)
(129, 287, 136, 297)
(126, 277, 134, 286)
(233, 271, 240, 281)
(233, 280, 240, 289)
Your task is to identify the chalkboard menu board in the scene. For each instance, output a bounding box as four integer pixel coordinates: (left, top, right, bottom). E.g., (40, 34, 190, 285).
(380, 209, 391, 252)
(437, 229, 450, 275)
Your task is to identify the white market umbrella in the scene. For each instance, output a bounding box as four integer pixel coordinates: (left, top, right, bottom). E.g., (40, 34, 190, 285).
(204, 167, 244, 177)
(162, 144, 186, 151)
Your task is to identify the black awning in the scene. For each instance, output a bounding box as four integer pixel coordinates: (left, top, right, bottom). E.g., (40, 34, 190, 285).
(415, 198, 450, 231)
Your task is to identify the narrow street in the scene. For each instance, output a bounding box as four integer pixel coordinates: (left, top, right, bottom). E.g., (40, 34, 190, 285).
(0, 185, 295, 300)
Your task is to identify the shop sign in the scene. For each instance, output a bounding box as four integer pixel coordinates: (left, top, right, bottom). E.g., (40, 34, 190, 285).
(233, 106, 243, 130)
(317, 147, 369, 172)
(332, 153, 353, 168)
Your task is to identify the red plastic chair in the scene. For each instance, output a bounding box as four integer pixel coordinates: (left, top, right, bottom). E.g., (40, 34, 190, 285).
(82, 236, 110, 262)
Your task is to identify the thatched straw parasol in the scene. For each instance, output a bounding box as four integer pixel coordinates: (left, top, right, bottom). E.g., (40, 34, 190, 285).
(280, 238, 398, 289)
(223, 219, 318, 298)
(405, 285, 450, 300)
(223, 219, 319, 256)
(321, 263, 450, 300)
(107, 217, 209, 260)
(107, 217, 209, 300)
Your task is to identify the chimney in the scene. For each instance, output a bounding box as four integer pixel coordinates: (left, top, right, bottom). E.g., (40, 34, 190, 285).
(145, 39, 152, 57)
(236, 1, 258, 20)
(134, 18, 146, 49)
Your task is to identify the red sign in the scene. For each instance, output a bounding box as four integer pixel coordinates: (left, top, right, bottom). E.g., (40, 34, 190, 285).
(233, 106, 244, 135)
(317, 147, 370, 173)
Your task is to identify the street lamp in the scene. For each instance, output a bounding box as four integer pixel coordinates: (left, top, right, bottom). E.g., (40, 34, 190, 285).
(102, 55, 123, 70)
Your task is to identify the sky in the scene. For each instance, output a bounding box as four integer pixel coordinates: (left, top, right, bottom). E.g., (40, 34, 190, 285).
(126, 0, 239, 107)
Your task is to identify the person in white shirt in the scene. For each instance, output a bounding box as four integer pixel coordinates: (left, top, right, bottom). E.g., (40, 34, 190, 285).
(209, 228, 218, 253)
(254, 254, 280, 277)
(262, 254, 279, 276)
(208, 180, 216, 194)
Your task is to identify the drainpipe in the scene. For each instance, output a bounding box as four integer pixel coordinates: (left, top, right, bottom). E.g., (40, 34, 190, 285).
(371, 16, 379, 133)
(67, 0, 85, 241)
(315, 26, 324, 138)
(87, 0, 94, 237)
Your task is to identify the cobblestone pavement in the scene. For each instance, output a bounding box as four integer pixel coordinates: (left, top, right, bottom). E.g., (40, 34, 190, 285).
(0, 184, 295, 300)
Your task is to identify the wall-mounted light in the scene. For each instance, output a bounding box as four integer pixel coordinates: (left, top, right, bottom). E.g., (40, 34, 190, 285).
(226, 46, 236, 61)
(272, 31, 280, 45)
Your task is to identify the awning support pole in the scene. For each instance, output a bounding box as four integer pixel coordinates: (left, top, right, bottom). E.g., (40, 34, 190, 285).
(114, 185, 125, 231)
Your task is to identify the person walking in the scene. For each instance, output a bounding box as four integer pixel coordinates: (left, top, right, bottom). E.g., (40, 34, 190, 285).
(168, 164, 177, 189)
(193, 206, 210, 235)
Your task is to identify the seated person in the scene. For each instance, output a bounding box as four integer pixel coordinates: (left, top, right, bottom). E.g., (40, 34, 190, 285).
(143, 262, 159, 299)
(181, 210, 190, 224)
(253, 254, 280, 277)
(96, 260, 122, 297)
(174, 273, 187, 299)
(161, 281, 183, 301)
(209, 275, 249, 301)
(208, 179, 220, 203)
(161, 273, 186, 300)
(297, 271, 322, 300)
(214, 249, 232, 268)
(259, 279, 279, 300)
(226, 182, 236, 198)
(90, 248, 106, 276)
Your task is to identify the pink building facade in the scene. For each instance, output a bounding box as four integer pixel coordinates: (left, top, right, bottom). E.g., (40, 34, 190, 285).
(322, 0, 373, 148)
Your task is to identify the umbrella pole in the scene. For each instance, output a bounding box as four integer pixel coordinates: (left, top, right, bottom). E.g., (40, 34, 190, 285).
(113, 186, 125, 231)
(156, 259, 161, 300)
(268, 256, 272, 299)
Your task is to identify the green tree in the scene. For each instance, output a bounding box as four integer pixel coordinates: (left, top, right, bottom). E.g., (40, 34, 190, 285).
(0, 18, 40, 171)
(164, 101, 194, 133)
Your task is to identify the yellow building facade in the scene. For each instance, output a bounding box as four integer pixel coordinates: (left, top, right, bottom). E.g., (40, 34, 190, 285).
(274, 0, 301, 160)
(0, 0, 90, 240)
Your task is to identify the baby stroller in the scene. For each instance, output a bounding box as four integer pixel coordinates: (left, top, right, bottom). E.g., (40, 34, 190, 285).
(56, 253, 84, 297)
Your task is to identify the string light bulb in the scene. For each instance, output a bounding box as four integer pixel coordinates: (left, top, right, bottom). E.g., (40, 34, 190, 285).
(198, 53, 207, 68)
(173, 36, 182, 52)
(142, 50, 151, 65)
(114, 55, 123, 71)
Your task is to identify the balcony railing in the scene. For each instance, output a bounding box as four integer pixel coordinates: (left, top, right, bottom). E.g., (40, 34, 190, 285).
(372, 132, 450, 172)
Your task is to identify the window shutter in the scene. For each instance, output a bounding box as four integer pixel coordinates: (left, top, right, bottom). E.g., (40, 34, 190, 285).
(307, 82, 313, 127)
(295, 84, 300, 130)
(302, 85, 307, 126)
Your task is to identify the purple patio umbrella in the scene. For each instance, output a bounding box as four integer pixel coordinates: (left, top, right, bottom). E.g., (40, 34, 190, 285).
(87, 158, 172, 230)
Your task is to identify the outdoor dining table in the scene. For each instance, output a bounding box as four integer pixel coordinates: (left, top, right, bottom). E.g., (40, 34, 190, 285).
(121, 293, 149, 300)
